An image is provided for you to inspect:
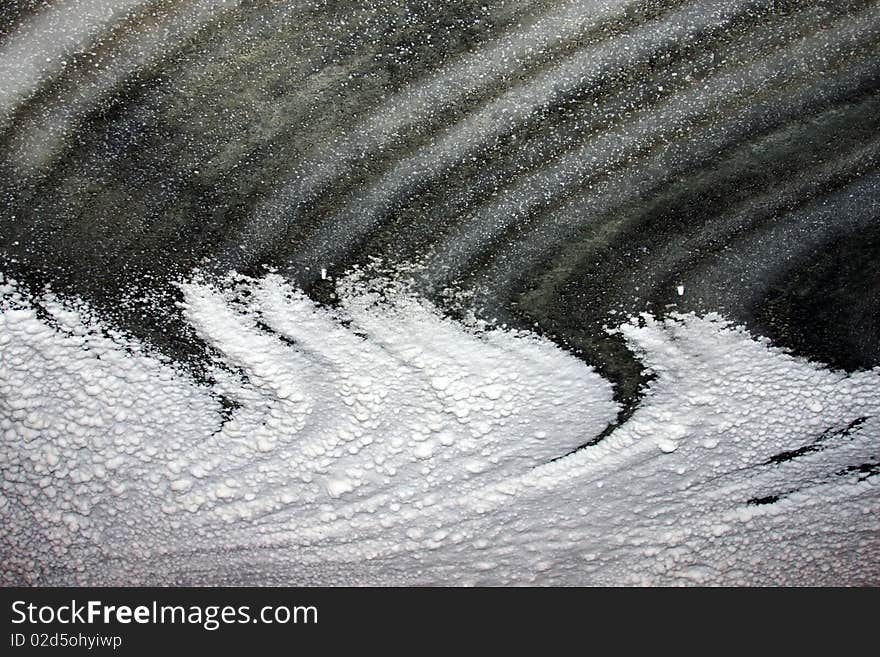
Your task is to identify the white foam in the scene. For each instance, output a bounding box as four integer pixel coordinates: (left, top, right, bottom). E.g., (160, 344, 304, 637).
(1, 272, 877, 585)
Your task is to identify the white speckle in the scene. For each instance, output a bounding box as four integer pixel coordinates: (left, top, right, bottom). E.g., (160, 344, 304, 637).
(464, 460, 488, 474)
(657, 439, 678, 453)
(430, 376, 452, 392)
(214, 484, 236, 499)
(326, 478, 354, 498)
(413, 441, 435, 459)
(482, 384, 504, 400)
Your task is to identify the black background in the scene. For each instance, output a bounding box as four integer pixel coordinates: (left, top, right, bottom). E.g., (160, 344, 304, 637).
(1, 587, 876, 653)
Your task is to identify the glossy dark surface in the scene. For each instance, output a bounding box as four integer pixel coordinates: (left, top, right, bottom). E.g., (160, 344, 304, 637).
(1, 0, 878, 406)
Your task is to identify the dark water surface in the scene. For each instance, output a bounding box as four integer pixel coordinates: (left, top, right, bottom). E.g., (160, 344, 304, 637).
(1, 0, 878, 409)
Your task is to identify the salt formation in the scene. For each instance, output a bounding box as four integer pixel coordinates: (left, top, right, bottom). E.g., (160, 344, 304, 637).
(0, 271, 877, 585)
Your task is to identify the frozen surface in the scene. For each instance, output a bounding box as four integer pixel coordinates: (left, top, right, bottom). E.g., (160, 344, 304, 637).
(1, 270, 877, 585)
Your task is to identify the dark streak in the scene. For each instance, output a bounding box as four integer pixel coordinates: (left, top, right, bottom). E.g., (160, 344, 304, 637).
(762, 416, 868, 466)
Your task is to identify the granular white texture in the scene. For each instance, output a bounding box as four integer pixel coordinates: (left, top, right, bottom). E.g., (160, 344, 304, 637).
(0, 272, 877, 585)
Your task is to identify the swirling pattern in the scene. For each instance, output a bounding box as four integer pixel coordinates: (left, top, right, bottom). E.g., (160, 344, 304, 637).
(2, 272, 877, 584)
(1, 1, 878, 397)
(0, 1, 879, 584)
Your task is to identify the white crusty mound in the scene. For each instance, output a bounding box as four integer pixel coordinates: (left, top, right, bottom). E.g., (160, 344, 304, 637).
(0, 271, 877, 585)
